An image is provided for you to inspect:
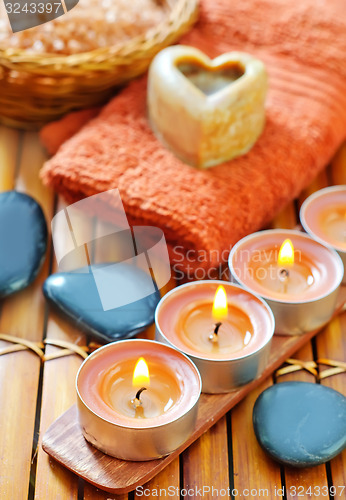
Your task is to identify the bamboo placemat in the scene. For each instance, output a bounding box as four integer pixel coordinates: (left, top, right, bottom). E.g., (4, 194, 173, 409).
(42, 287, 346, 494)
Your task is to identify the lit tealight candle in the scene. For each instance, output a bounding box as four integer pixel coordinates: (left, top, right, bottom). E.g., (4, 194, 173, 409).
(229, 229, 343, 335)
(248, 237, 316, 296)
(102, 354, 179, 419)
(76, 339, 201, 460)
(300, 186, 346, 283)
(177, 284, 254, 355)
(155, 281, 274, 393)
(132, 357, 150, 410)
(209, 285, 229, 343)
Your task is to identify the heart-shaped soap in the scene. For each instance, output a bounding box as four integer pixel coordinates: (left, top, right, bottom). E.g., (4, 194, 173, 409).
(148, 45, 267, 168)
(177, 59, 245, 96)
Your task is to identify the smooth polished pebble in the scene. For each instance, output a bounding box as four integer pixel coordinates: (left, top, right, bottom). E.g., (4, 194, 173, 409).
(43, 263, 161, 342)
(253, 381, 346, 467)
(0, 191, 47, 298)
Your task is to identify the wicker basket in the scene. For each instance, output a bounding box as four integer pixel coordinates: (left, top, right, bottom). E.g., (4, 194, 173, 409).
(0, 0, 198, 129)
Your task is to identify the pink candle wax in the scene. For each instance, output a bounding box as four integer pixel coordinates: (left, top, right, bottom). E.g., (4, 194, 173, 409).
(76, 339, 201, 460)
(156, 281, 273, 360)
(229, 229, 343, 334)
(155, 280, 274, 393)
(300, 186, 346, 283)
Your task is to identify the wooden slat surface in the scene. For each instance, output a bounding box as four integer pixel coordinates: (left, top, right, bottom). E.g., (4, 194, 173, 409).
(35, 201, 95, 500)
(274, 162, 330, 500)
(315, 144, 346, 498)
(318, 316, 346, 497)
(0, 131, 53, 500)
(134, 458, 180, 500)
(277, 343, 330, 500)
(182, 417, 230, 495)
(39, 291, 346, 494)
(0, 125, 19, 191)
(232, 378, 282, 500)
(0, 126, 345, 500)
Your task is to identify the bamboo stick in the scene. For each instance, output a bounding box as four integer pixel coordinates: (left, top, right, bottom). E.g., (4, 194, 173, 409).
(0, 125, 19, 191)
(182, 418, 229, 497)
(0, 132, 53, 500)
(316, 315, 346, 493)
(35, 199, 92, 500)
(232, 378, 282, 500)
(134, 459, 180, 500)
(276, 343, 329, 499)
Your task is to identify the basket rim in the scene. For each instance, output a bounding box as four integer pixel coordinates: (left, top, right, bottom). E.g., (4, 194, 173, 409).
(0, 0, 198, 65)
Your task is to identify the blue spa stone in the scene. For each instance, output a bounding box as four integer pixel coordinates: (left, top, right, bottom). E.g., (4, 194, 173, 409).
(43, 263, 161, 343)
(253, 382, 346, 467)
(0, 191, 47, 298)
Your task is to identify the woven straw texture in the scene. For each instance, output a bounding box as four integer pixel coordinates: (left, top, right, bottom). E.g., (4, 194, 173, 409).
(0, 0, 198, 128)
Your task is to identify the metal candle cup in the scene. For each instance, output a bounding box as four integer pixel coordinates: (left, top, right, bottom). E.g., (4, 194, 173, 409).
(229, 229, 343, 335)
(155, 281, 274, 394)
(300, 186, 346, 284)
(76, 339, 201, 461)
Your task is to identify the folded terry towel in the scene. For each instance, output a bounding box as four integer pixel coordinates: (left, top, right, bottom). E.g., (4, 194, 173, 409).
(40, 0, 346, 273)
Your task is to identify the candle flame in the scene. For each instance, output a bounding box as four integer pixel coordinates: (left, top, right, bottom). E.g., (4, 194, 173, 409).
(212, 285, 228, 321)
(132, 357, 150, 388)
(278, 239, 294, 267)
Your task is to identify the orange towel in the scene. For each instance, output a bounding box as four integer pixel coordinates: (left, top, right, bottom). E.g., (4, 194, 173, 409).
(40, 107, 101, 156)
(40, 0, 346, 274)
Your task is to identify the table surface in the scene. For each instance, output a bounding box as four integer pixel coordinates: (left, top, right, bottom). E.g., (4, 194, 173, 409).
(0, 125, 345, 500)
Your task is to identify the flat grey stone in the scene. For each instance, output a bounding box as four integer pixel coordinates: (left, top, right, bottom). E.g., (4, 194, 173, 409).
(253, 381, 346, 467)
(0, 191, 47, 297)
(43, 263, 161, 343)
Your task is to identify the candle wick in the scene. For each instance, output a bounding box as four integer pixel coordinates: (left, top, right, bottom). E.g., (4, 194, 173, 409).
(279, 268, 289, 281)
(279, 268, 289, 294)
(133, 387, 147, 408)
(214, 322, 222, 335)
(209, 322, 222, 343)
